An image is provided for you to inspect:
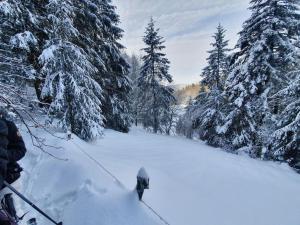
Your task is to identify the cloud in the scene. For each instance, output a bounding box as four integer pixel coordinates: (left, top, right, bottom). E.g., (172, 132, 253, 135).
(113, 0, 250, 84)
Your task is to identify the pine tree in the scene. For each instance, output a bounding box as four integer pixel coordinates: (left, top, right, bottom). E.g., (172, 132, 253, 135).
(220, 0, 300, 156)
(267, 71, 300, 168)
(128, 54, 142, 126)
(128, 54, 141, 82)
(0, 0, 132, 140)
(100, 0, 131, 133)
(77, 0, 131, 132)
(24, 0, 49, 101)
(73, 0, 131, 133)
(39, 0, 104, 140)
(138, 18, 175, 133)
(0, 0, 36, 108)
(195, 24, 229, 146)
(202, 24, 229, 91)
(177, 24, 229, 146)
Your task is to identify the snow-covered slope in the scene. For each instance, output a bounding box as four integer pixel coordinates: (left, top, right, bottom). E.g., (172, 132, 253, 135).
(18, 126, 300, 225)
(18, 128, 161, 225)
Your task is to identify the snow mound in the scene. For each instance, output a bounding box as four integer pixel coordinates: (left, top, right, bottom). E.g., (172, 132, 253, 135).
(137, 167, 149, 180)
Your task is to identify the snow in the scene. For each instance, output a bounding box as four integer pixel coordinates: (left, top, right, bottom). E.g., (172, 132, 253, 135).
(137, 167, 149, 180)
(17, 126, 300, 225)
(18, 127, 160, 225)
(0, 1, 13, 15)
(10, 31, 37, 51)
(38, 44, 58, 63)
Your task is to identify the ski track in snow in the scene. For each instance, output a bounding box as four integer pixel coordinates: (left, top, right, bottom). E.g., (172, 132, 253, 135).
(17, 126, 300, 225)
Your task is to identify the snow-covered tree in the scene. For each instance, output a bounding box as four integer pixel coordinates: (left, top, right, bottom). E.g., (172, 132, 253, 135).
(127, 54, 142, 126)
(73, 0, 131, 133)
(39, 0, 104, 140)
(266, 71, 300, 168)
(161, 105, 179, 135)
(202, 24, 229, 91)
(176, 87, 206, 138)
(128, 54, 141, 82)
(0, 0, 37, 110)
(138, 18, 176, 133)
(177, 24, 229, 146)
(193, 24, 229, 146)
(0, 0, 132, 141)
(219, 0, 300, 156)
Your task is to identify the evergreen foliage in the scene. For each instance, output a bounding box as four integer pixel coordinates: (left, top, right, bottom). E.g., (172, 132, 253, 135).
(202, 24, 229, 91)
(0, 0, 131, 140)
(220, 0, 300, 156)
(138, 18, 176, 133)
(127, 54, 142, 126)
(1, 0, 300, 169)
(0, 0, 36, 110)
(178, 24, 229, 146)
(39, 0, 104, 140)
(267, 71, 300, 167)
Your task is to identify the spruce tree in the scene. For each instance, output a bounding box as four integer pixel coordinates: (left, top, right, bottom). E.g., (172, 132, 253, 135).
(39, 0, 104, 140)
(0, 0, 37, 108)
(177, 87, 207, 139)
(220, 0, 300, 156)
(267, 72, 300, 168)
(195, 24, 229, 146)
(0, 0, 132, 140)
(177, 24, 229, 146)
(138, 18, 175, 133)
(73, 0, 131, 133)
(202, 24, 229, 91)
(128, 54, 141, 82)
(128, 54, 142, 126)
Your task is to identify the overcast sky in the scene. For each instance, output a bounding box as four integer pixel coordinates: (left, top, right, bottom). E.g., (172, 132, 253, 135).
(113, 0, 251, 84)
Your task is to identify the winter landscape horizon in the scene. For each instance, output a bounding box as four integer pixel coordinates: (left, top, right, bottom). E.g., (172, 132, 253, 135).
(114, 0, 251, 84)
(0, 0, 299, 225)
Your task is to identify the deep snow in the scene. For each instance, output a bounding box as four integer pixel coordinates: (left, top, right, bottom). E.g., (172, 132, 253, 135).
(16, 126, 300, 225)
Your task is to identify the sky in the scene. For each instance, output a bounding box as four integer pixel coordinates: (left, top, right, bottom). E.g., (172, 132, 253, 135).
(113, 0, 251, 84)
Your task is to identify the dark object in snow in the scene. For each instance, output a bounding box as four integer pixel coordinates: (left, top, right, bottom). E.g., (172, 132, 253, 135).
(1, 194, 18, 223)
(136, 167, 149, 201)
(0, 210, 18, 225)
(0, 193, 28, 224)
(6, 162, 23, 185)
(0, 107, 8, 120)
(0, 193, 19, 225)
(27, 218, 37, 225)
(3, 181, 63, 225)
(0, 116, 26, 189)
(0, 118, 8, 186)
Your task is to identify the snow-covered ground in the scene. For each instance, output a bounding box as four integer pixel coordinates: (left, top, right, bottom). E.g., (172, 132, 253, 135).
(17, 126, 300, 225)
